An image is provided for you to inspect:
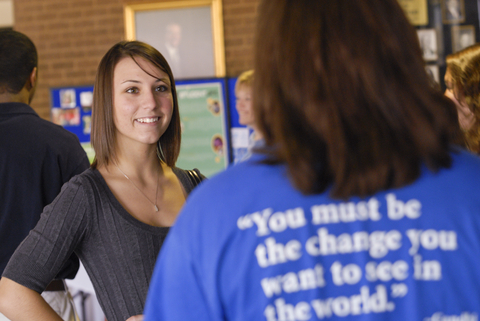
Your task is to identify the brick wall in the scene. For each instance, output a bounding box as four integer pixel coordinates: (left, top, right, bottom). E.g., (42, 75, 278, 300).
(13, 0, 259, 119)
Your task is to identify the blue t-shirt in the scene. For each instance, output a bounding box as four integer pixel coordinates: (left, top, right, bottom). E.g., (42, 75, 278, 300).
(144, 150, 480, 321)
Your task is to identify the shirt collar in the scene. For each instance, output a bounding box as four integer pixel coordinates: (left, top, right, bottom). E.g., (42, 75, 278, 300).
(0, 102, 39, 117)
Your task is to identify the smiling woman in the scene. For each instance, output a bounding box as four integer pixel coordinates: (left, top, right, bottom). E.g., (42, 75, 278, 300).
(0, 41, 206, 321)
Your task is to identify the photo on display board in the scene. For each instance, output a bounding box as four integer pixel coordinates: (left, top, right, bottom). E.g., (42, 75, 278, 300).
(417, 28, 438, 61)
(124, 0, 226, 80)
(80, 91, 93, 112)
(442, 0, 466, 24)
(51, 107, 81, 127)
(59, 88, 76, 108)
(451, 25, 476, 53)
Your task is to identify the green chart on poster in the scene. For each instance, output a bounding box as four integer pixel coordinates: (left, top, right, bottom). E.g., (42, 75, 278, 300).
(175, 81, 228, 178)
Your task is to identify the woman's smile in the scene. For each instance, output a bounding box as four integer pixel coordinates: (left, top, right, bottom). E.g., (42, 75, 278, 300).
(136, 116, 160, 124)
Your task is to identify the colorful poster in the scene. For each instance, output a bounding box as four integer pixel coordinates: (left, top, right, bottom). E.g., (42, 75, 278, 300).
(176, 79, 229, 177)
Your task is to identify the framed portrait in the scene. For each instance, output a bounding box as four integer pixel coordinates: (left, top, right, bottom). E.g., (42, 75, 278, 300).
(425, 64, 440, 85)
(451, 25, 476, 53)
(124, 0, 226, 80)
(416, 29, 438, 61)
(442, 0, 466, 24)
(397, 0, 429, 26)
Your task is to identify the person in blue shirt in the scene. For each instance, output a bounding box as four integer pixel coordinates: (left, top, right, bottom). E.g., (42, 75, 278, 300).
(144, 0, 480, 320)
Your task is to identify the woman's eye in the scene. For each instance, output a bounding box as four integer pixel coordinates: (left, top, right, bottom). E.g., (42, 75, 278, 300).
(156, 85, 169, 92)
(126, 87, 139, 94)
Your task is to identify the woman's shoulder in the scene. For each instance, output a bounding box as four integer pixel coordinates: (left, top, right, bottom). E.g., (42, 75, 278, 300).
(60, 168, 108, 197)
(171, 167, 206, 194)
(66, 167, 101, 185)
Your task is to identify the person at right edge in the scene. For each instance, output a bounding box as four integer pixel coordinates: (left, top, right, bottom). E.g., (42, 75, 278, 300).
(143, 0, 480, 320)
(444, 43, 480, 154)
(0, 30, 90, 320)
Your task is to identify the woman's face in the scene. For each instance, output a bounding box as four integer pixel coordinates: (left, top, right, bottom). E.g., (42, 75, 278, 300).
(235, 85, 255, 127)
(112, 56, 173, 149)
(444, 68, 476, 131)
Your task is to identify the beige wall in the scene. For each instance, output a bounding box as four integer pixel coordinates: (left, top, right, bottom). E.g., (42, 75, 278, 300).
(14, 0, 259, 119)
(0, 0, 14, 27)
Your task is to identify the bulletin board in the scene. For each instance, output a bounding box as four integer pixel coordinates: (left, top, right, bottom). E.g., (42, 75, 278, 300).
(50, 86, 95, 163)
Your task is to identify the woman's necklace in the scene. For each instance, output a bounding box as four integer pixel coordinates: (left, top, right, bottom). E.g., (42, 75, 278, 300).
(115, 164, 160, 212)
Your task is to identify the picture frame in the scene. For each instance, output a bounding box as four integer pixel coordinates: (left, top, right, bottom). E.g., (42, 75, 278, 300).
(397, 0, 429, 26)
(442, 0, 466, 24)
(124, 0, 226, 80)
(425, 64, 440, 85)
(416, 29, 438, 61)
(451, 25, 476, 53)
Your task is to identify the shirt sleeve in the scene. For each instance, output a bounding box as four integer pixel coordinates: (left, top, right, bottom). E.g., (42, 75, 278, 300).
(2, 175, 89, 293)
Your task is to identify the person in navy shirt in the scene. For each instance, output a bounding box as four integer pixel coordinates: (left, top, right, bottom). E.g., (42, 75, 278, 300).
(0, 30, 89, 321)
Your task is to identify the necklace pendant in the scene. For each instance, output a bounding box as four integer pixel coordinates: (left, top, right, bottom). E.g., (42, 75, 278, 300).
(154, 205, 159, 212)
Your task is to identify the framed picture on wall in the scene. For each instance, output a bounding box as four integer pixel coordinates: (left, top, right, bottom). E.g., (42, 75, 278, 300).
(425, 64, 440, 85)
(397, 0, 429, 26)
(124, 0, 226, 80)
(442, 0, 466, 24)
(417, 29, 438, 61)
(451, 25, 476, 53)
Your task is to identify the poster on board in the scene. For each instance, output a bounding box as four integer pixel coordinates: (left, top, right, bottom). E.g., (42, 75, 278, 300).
(175, 78, 230, 177)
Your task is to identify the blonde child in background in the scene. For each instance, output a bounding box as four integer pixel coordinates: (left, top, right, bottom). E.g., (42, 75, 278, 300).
(234, 70, 264, 161)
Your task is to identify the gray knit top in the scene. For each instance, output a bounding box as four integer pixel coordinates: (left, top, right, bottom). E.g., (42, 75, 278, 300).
(3, 167, 203, 321)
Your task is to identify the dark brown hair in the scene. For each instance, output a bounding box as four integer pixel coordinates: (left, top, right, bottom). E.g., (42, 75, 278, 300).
(91, 41, 181, 169)
(0, 30, 37, 94)
(254, 0, 457, 199)
(446, 43, 480, 153)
